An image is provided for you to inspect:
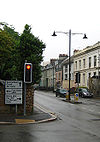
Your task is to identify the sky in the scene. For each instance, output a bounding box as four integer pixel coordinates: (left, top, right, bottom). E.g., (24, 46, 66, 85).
(0, 0, 100, 63)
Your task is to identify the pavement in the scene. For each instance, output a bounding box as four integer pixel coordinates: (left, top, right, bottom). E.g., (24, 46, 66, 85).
(0, 104, 57, 125)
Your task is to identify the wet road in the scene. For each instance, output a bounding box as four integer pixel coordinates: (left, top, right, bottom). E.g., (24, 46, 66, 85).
(0, 90, 100, 142)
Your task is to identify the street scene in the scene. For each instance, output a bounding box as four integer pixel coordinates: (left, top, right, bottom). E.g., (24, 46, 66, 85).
(0, 0, 100, 142)
(0, 90, 100, 142)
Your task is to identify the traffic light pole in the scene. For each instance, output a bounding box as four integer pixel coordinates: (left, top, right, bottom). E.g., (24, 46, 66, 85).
(24, 82, 26, 116)
(24, 61, 32, 116)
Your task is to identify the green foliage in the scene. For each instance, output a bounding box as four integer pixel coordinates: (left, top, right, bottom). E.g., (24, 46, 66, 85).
(0, 24, 16, 79)
(19, 24, 46, 83)
(0, 23, 46, 83)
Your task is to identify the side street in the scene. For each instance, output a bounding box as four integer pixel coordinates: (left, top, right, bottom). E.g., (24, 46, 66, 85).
(1, 1, 100, 141)
(40, 41, 100, 98)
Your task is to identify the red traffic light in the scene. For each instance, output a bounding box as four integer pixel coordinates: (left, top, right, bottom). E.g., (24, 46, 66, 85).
(26, 65, 31, 70)
(24, 63, 32, 83)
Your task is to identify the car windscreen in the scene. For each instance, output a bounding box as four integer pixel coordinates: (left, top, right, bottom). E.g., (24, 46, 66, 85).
(60, 89, 67, 93)
(82, 88, 89, 93)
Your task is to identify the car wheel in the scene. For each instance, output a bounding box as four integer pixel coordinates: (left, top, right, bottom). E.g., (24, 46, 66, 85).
(81, 94, 84, 98)
(56, 93, 58, 97)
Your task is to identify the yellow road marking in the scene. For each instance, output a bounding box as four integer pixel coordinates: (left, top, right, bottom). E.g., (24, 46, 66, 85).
(15, 119, 35, 124)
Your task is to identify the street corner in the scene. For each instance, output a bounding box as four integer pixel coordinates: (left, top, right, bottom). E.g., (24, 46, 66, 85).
(37, 113, 57, 123)
(14, 114, 57, 125)
(0, 104, 57, 125)
(34, 104, 57, 123)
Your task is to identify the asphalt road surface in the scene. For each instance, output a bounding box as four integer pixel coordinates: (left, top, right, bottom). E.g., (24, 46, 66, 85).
(0, 90, 100, 142)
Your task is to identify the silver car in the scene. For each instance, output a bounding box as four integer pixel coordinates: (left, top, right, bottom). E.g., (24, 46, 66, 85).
(78, 88, 93, 98)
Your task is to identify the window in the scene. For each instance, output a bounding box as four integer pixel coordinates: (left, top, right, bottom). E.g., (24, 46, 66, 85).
(99, 72, 100, 76)
(76, 72, 80, 83)
(58, 72, 61, 80)
(83, 73, 85, 85)
(98, 54, 100, 67)
(89, 57, 91, 68)
(72, 73, 74, 80)
(56, 73, 58, 81)
(59, 64, 61, 69)
(75, 61, 77, 70)
(79, 60, 81, 69)
(94, 55, 97, 67)
(65, 65, 68, 72)
(94, 72, 96, 76)
(65, 74, 67, 80)
(83, 59, 85, 68)
(88, 73, 91, 78)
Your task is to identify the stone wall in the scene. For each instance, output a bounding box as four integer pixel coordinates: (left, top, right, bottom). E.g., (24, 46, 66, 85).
(89, 77, 100, 98)
(0, 84, 10, 113)
(26, 85, 34, 114)
(0, 83, 34, 115)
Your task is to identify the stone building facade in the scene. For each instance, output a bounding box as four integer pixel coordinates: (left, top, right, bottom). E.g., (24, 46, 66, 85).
(74, 42, 100, 87)
(61, 56, 74, 90)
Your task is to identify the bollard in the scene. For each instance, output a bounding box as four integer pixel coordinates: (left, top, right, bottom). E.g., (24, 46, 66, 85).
(74, 93, 79, 102)
(66, 93, 69, 100)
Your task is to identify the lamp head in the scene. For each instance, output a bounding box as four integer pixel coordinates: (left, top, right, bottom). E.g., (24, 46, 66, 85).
(83, 34, 88, 39)
(52, 31, 57, 36)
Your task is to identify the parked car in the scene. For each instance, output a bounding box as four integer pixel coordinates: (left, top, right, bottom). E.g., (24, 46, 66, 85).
(56, 88, 68, 97)
(77, 88, 93, 98)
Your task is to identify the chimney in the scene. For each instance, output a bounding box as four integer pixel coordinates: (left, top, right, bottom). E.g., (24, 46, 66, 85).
(59, 54, 68, 60)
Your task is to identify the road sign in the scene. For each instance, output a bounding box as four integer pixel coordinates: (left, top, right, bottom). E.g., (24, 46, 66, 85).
(74, 93, 79, 102)
(5, 80, 22, 104)
(5, 80, 22, 89)
(5, 94, 22, 104)
(5, 89, 22, 94)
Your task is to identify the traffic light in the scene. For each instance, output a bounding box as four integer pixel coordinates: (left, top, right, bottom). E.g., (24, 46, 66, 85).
(24, 63, 32, 83)
(75, 72, 80, 83)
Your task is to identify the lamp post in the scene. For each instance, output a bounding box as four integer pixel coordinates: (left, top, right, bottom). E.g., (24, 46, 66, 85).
(52, 29, 87, 101)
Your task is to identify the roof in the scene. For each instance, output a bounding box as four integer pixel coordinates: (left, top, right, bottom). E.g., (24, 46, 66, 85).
(74, 41, 100, 57)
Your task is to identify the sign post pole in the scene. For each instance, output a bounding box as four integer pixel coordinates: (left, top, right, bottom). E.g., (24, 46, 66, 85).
(24, 60, 27, 116)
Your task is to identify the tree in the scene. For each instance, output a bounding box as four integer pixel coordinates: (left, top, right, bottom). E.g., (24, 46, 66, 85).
(19, 24, 46, 83)
(0, 23, 46, 83)
(0, 22, 20, 80)
(0, 27, 13, 79)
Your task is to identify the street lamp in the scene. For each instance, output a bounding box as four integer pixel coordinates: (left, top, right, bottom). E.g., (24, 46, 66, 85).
(52, 29, 87, 101)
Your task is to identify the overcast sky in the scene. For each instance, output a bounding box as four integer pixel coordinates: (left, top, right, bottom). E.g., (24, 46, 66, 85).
(0, 0, 100, 62)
